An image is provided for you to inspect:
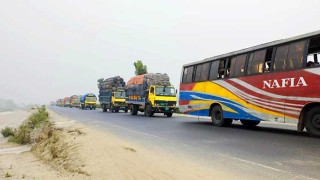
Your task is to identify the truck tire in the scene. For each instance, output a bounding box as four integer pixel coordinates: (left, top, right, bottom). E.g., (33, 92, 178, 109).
(166, 113, 173, 117)
(111, 105, 115, 113)
(145, 104, 154, 117)
(124, 109, 128, 113)
(130, 105, 138, 115)
(103, 105, 107, 112)
(211, 105, 232, 127)
(305, 106, 320, 137)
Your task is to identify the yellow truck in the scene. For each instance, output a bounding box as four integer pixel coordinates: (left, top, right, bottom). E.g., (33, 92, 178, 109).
(98, 76, 128, 113)
(125, 73, 178, 117)
(80, 93, 97, 110)
(100, 88, 128, 113)
(70, 95, 80, 108)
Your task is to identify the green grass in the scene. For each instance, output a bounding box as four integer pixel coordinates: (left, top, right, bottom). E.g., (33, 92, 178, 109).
(7, 105, 49, 144)
(1, 126, 15, 137)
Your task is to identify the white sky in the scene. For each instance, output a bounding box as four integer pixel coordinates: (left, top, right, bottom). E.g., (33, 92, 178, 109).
(1, 0, 320, 104)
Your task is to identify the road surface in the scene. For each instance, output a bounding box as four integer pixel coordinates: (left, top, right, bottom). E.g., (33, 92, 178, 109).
(50, 106, 320, 179)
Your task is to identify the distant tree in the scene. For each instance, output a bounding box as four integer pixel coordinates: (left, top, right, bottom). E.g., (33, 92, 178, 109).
(134, 60, 148, 75)
(97, 78, 104, 85)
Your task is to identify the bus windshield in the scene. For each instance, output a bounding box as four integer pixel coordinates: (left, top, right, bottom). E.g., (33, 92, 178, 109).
(155, 87, 175, 96)
(114, 91, 126, 99)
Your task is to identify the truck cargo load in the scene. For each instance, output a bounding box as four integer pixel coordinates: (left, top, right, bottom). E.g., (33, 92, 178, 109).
(98, 76, 128, 113)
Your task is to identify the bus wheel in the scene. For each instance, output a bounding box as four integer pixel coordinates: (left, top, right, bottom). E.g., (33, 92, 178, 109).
(240, 120, 260, 127)
(166, 113, 173, 117)
(305, 107, 320, 137)
(211, 105, 232, 127)
(145, 104, 154, 117)
(130, 105, 138, 115)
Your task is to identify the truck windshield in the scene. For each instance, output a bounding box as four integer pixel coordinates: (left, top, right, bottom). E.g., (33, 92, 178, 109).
(155, 87, 176, 96)
(115, 91, 126, 99)
(86, 97, 97, 102)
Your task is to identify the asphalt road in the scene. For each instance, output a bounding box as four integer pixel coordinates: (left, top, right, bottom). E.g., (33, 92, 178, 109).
(50, 106, 320, 179)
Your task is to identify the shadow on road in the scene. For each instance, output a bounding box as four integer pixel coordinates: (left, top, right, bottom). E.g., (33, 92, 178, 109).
(182, 121, 312, 138)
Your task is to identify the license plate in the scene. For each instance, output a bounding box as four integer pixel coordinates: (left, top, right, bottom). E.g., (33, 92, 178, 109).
(165, 107, 169, 111)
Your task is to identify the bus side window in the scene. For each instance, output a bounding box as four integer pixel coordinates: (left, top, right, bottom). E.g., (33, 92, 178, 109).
(306, 37, 320, 67)
(217, 59, 226, 79)
(194, 64, 203, 82)
(183, 66, 194, 84)
(209, 60, 219, 80)
(273, 45, 289, 72)
(200, 62, 211, 81)
(225, 59, 231, 78)
(286, 40, 307, 70)
(264, 48, 274, 73)
(247, 50, 266, 75)
(230, 54, 247, 78)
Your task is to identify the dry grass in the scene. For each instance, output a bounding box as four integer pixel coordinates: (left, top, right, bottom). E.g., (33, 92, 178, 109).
(7, 106, 49, 144)
(1, 127, 15, 137)
(32, 122, 89, 176)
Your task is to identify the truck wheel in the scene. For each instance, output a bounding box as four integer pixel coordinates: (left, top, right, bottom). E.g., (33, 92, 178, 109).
(124, 109, 128, 113)
(305, 106, 320, 137)
(115, 110, 119, 113)
(240, 120, 260, 127)
(211, 105, 232, 127)
(166, 113, 173, 117)
(145, 104, 154, 117)
(130, 105, 138, 115)
(111, 105, 115, 113)
(103, 105, 107, 112)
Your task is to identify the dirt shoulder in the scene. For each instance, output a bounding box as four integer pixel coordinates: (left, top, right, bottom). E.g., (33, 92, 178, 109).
(0, 110, 230, 180)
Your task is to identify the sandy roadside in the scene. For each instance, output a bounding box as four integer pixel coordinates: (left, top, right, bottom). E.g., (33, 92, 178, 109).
(0, 109, 232, 180)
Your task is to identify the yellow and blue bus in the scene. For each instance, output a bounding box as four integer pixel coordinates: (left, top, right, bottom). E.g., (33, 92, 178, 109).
(179, 30, 320, 137)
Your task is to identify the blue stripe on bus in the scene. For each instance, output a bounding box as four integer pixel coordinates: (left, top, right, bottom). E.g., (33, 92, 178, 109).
(180, 91, 261, 121)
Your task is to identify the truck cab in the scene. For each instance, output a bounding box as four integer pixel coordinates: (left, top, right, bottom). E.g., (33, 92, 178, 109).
(128, 85, 178, 117)
(80, 93, 97, 110)
(110, 90, 128, 113)
(146, 85, 178, 117)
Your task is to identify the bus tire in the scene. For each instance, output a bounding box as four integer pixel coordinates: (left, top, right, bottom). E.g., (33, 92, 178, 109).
(130, 105, 138, 115)
(305, 106, 320, 137)
(240, 120, 260, 127)
(211, 105, 232, 127)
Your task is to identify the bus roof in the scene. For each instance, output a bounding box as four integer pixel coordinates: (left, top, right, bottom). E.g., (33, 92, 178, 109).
(183, 30, 320, 67)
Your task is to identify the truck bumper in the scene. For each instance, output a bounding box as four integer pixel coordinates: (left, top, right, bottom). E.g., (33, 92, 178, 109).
(153, 107, 178, 113)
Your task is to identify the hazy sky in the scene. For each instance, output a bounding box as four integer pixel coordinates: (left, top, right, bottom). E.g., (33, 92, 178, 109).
(1, 0, 320, 104)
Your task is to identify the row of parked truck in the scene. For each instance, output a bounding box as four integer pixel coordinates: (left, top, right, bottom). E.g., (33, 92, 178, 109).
(54, 94, 97, 110)
(54, 73, 178, 117)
